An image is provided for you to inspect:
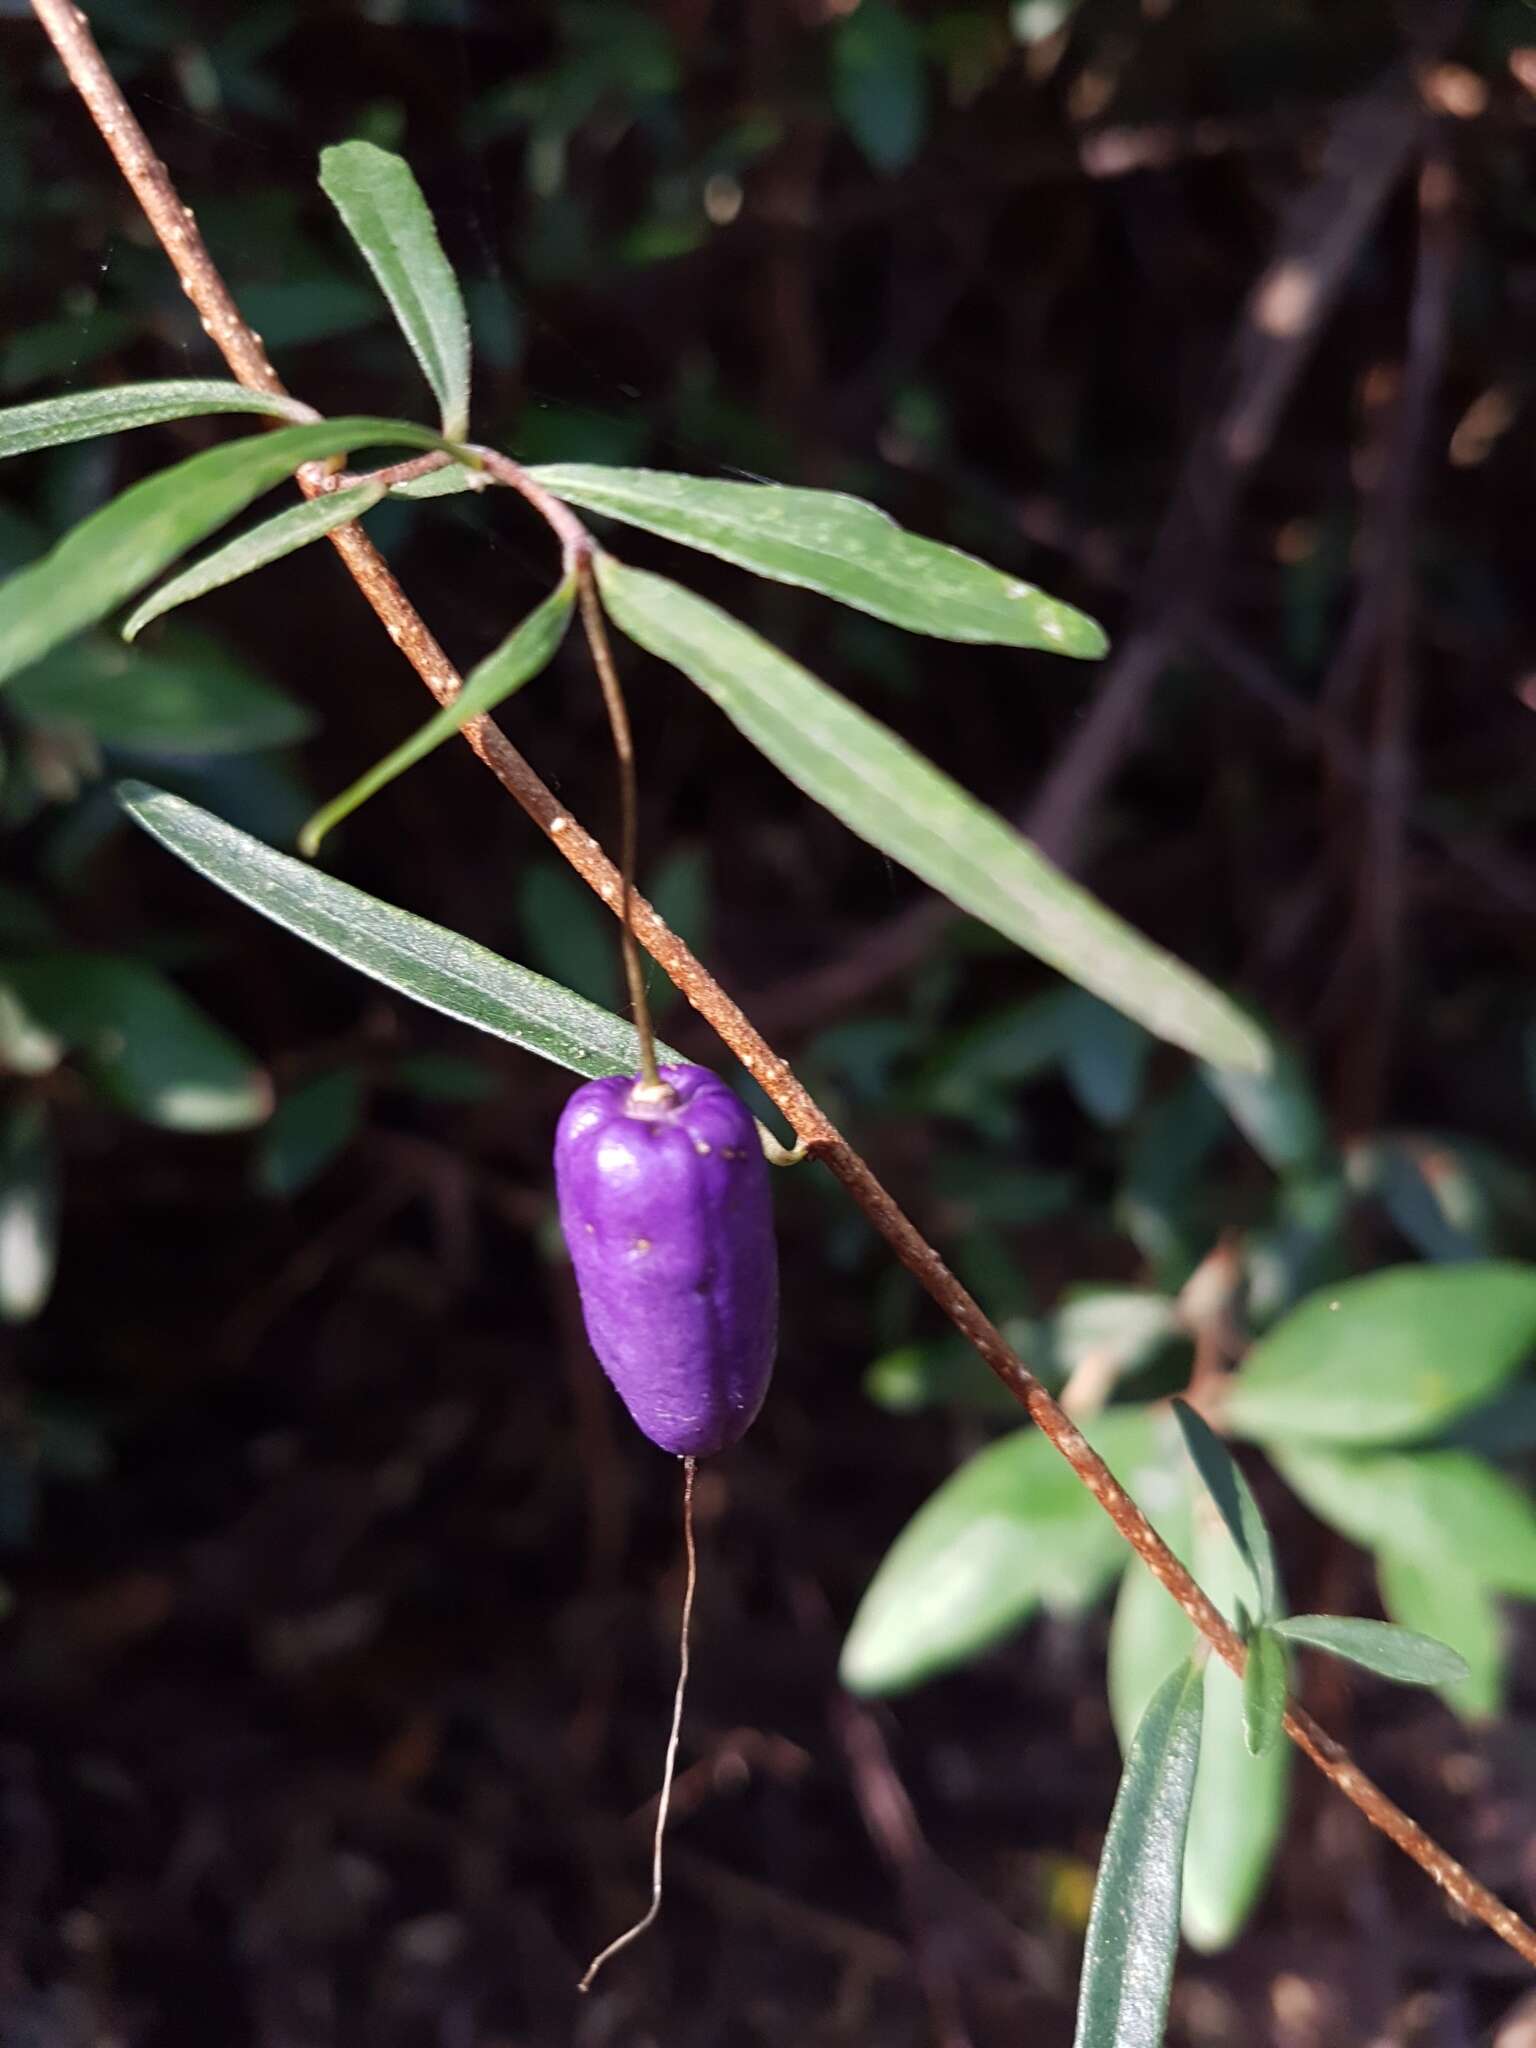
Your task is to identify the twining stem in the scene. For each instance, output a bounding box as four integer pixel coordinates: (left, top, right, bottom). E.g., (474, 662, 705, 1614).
(579, 1455, 698, 1992)
(29, 0, 1536, 1972)
(578, 565, 665, 1094)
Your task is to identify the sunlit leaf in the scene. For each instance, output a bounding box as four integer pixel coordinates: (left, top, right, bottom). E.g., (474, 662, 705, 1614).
(1072, 1659, 1204, 2048)
(4, 953, 271, 1132)
(122, 481, 386, 640)
(0, 1099, 59, 1323)
(1376, 1550, 1504, 1721)
(1172, 1400, 1279, 1620)
(117, 782, 681, 1080)
(1274, 1614, 1468, 1689)
(1108, 1466, 1289, 1954)
(0, 416, 448, 688)
(596, 555, 1267, 1073)
(10, 628, 314, 756)
(1269, 1441, 1536, 1599)
(0, 379, 315, 461)
(533, 467, 1106, 655)
(1224, 1262, 1536, 1446)
(320, 142, 471, 438)
(299, 575, 574, 854)
(839, 1407, 1159, 1696)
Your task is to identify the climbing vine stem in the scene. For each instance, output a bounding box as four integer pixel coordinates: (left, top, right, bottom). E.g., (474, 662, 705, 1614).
(27, 0, 1536, 1974)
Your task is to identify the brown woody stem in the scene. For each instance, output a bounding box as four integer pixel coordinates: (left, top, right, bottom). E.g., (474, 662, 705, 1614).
(29, 0, 1536, 1972)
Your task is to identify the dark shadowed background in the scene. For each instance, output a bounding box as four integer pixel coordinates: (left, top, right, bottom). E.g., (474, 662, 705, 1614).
(5, 1, 1536, 2042)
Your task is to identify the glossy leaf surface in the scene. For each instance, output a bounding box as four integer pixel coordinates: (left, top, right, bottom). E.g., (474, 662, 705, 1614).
(0, 417, 445, 687)
(123, 481, 386, 640)
(0, 380, 314, 461)
(1072, 1660, 1204, 2048)
(118, 783, 681, 1080)
(596, 556, 1268, 1073)
(320, 143, 471, 438)
(530, 465, 1108, 654)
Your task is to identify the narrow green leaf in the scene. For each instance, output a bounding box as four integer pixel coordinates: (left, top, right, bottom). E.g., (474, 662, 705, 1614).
(116, 783, 681, 1081)
(122, 481, 386, 641)
(530, 467, 1107, 655)
(596, 556, 1267, 1073)
(1201, 1039, 1330, 1174)
(1270, 1442, 1536, 1599)
(299, 576, 574, 854)
(839, 1407, 1160, 1696)
(1224, 1262, 1536, 1446)
(320, 142, 471, 438)
(0, 417, 448, 688)
(256, 1068, 363, 1197)
(1242, 1627, 1288, 1755)
(1274, 1614, 1470, 1689)
(1172, 1400, 1280, 1621)
(1072, 1659, 1204, 2048)
(1108, 1469, 1290, 1954)
(1376, 1550, 1504, 1721)
(0, 380, 316, 461)
(0, 1100, 59, 1323)
(10, 629, 314, 756)
(4, 954, 271, 1132)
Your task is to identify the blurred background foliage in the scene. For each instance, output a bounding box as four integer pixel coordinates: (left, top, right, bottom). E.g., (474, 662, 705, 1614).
(7, 1, 1536, 2042)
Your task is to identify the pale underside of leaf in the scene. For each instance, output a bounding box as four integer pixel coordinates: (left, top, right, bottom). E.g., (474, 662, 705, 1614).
(116, 782, 680, 1081)
(530, 463, 1108, 656)
(595, 554, 1268, 1073)
(0, 380, 317, 461)
(1073, 1659, 1204, 2048)
(122, 480, 387, 641)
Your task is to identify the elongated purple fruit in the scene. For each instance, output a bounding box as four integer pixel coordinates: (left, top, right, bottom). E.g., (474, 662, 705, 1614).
(554, 1063, 778, 1456)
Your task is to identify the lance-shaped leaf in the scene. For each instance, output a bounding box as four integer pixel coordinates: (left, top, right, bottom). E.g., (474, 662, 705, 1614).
(116, 783, 682, 1080)
(1172, 1400, 1280, 1621)
(1273, 1615, 1470, 1689)
(1072, 1659, 1204, 2048)
(531, 465, 1107, 656)
(320, 142, 471, 439)
(596, 555, 1267, 1073)
(11, 630, 314, 756)
(122, 481, 387, 641)
(299, 575, 576, 854)
(0, 380, 316, 462)
(0, 416, 448, 688)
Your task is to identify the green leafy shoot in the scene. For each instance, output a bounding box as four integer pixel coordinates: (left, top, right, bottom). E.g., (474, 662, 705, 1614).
(530, 464, 1107, 655)
(0, 416, 451, 688)
(116, 783, 683, 1081)
(1172, 1400, 1280, 1621)
(299, 574, 576, 855)
(0, 380, 317, 461)
(1274, 1615, 1471, 1689)
(1241, 1626, 1288, 1756)
(122, 481, 387, 641)
(320, 142, 471, 439)
(1073, 1659, 1205, 2048)
(595, 553, 1267, 1072)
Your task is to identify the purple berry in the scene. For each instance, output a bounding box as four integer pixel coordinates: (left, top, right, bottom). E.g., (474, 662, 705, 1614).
(554, 1063, 779, 1457)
